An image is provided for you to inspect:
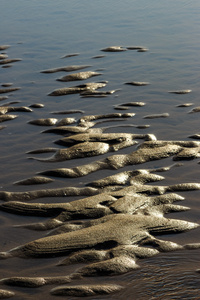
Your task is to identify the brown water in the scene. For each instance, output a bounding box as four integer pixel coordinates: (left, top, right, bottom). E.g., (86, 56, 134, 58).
(1, 0, 200, 299)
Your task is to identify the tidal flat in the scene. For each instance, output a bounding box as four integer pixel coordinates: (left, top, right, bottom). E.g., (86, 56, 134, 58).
(1, 1, 200, 299)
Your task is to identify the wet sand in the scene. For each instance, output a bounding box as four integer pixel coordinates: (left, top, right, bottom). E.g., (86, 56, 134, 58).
(0, 1, 200, 299)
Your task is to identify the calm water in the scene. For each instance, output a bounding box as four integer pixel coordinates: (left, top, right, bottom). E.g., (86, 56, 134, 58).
(1, 1, 200, 299)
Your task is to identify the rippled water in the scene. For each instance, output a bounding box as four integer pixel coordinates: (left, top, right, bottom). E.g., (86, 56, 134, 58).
(1, 0, 200, 299)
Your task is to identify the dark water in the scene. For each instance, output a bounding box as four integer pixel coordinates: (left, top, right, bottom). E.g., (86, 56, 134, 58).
(1, 0, 200, 299)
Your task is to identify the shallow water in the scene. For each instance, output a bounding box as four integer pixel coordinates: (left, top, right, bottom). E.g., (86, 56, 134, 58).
(1, 0, 200, 299)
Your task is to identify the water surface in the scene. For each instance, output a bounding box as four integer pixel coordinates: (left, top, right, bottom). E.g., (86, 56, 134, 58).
(1, 1, 200, 299)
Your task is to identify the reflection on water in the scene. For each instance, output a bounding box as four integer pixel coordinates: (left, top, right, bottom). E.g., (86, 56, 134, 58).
(106, 249, 200, 299)
(0, 0, 200, 299)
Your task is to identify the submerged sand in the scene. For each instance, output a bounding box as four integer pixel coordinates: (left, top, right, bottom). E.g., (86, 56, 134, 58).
(0, 43, 199, 299)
